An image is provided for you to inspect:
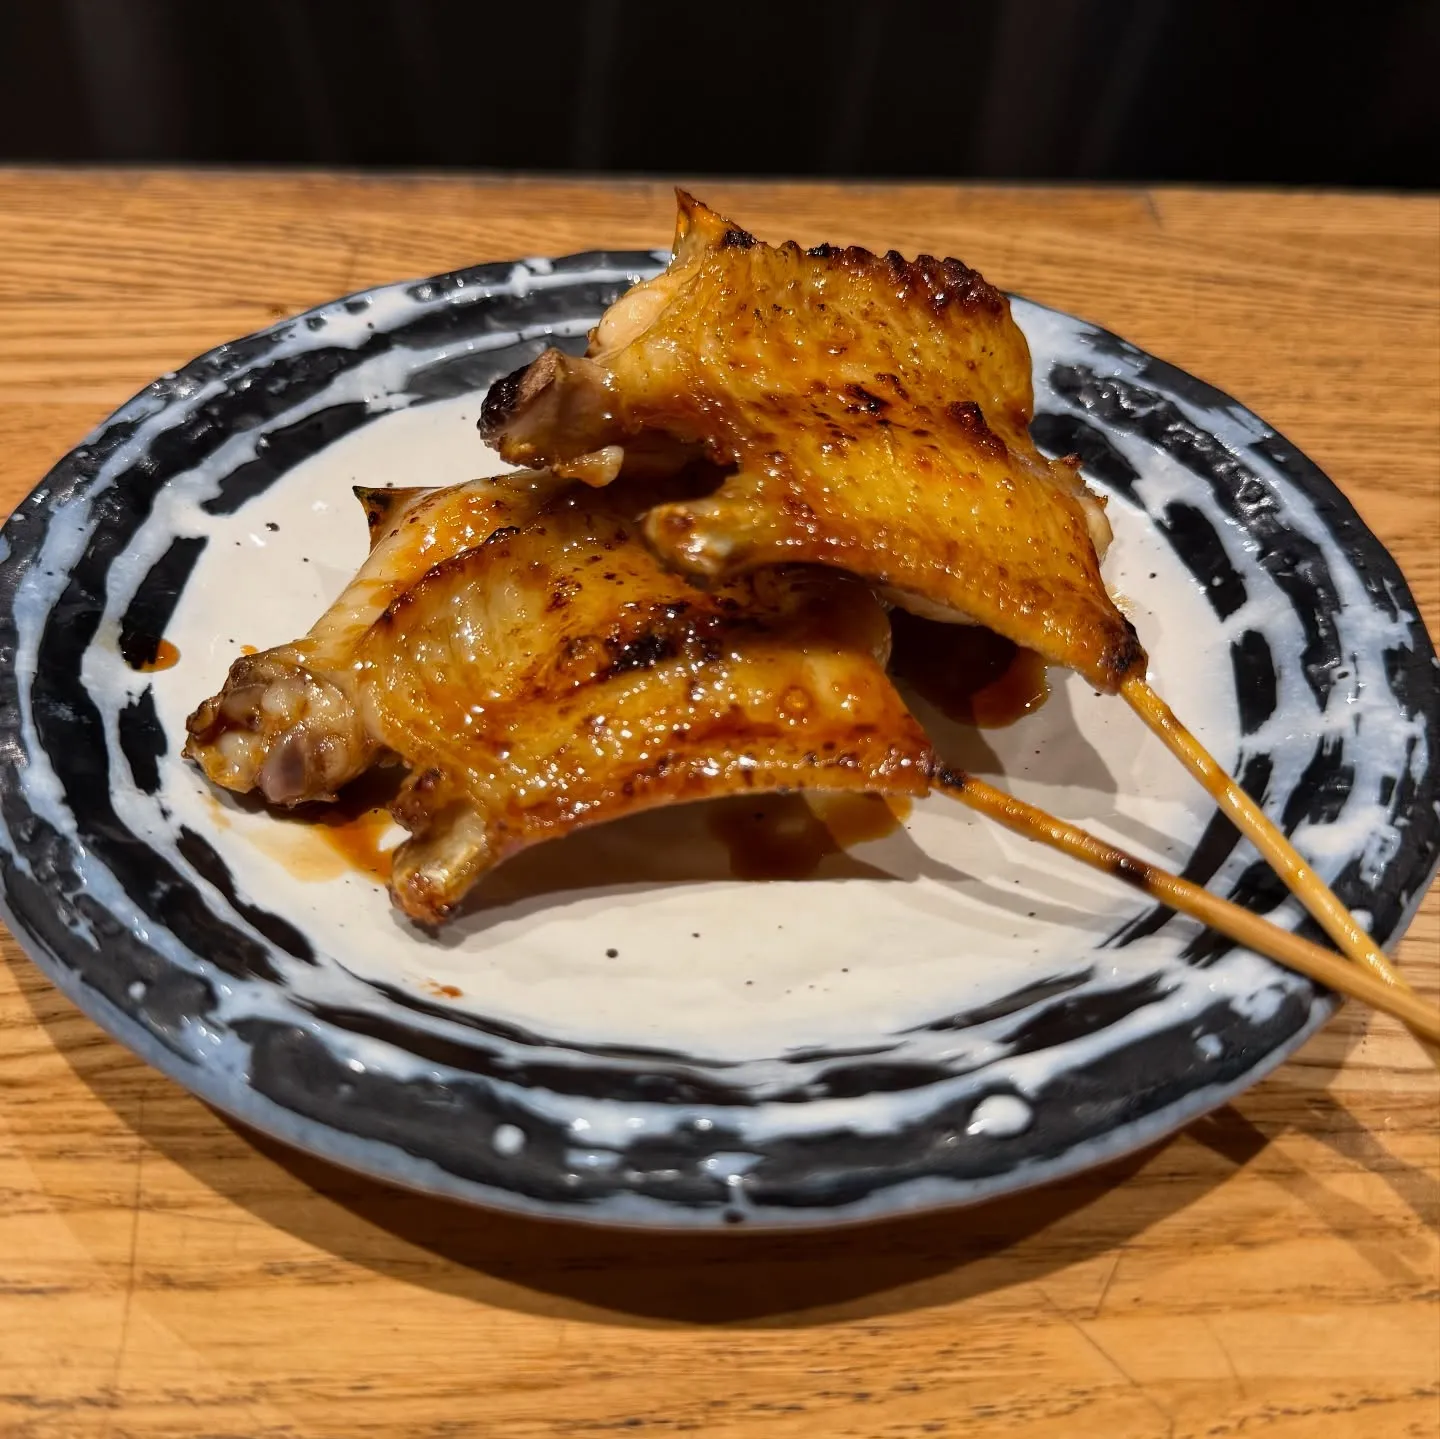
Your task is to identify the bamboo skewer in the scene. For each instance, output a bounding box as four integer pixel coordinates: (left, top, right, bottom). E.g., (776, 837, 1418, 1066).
(930, 768, 1440, 1045)
(1117, 675, 1440, 1066)
(1119, 674, 1405, 983)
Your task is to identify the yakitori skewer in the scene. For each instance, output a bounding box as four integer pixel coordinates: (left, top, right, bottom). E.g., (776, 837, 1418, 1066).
(475, 191, 1433, 1045)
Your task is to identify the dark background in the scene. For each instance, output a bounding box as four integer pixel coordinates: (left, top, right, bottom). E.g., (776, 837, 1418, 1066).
(1, 0, 1436, 187)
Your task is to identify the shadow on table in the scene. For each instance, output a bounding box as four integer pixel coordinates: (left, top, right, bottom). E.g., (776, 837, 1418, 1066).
(15, 944, 1431, 1329)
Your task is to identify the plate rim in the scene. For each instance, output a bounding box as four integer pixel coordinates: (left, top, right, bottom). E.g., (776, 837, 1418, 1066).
(0, 249, 1434, 1230)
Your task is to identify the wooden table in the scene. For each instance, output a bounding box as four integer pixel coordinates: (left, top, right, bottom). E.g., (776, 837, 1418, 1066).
(0, 172, 1436, 1439)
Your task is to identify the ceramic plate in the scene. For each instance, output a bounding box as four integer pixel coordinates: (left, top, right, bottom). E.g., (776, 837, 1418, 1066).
(1, 251, 1435, 1229)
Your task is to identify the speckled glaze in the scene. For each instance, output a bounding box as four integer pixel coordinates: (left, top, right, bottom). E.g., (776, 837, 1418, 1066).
(0, 251, 1434, 1229)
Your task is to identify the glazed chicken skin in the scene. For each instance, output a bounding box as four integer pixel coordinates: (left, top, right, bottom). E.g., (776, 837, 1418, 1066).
(361, 486, 933, 921)
(185, 471, 564, 807)
(481, 192, 1144, 693)
(178, 201, 1415, 1042)
(187, 478, 935, 923)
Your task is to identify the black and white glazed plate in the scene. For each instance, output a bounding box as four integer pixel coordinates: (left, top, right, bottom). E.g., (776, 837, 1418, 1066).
(1, 250, 1436, 1229)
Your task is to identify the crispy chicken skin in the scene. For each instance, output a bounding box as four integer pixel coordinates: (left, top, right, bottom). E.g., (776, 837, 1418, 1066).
(481, 192, 1144, 692)
(363, 486, 932, 921)
(186, 479, 935, 923)
(184, 472, 561, 805)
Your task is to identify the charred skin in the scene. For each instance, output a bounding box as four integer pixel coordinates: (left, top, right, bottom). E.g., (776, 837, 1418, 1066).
(352, 485, 934, 923)
(185, 475, 936, 925)
(188, 192, 1149, 924)
(480, 191, 1144, 693)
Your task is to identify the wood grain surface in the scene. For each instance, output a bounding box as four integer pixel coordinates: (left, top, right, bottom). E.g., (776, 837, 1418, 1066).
(0, 171, 1436, 1439)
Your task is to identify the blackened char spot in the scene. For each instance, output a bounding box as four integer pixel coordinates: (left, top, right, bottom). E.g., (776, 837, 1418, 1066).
(202, 403, 374, 516)
(1104, 627, 1148, 684)
(1156, 501, 1247, 619)
(547, 576, 581, 612)
(176, 827, 315, 962)
(604, 630, 676, 678)
(844, 384, 889, 415)
(1108, 852, 1157, 889)
(118, 685, 166, 795)
(1030, 412, 1140, 499)
(944, 400, 1005, 457)
(118, 535, 207, 668)
(412, 334, 588, 406)
(722, 226, 758, 249)
(1230, 629, 1278, 735)
(478, 362, 529, 436)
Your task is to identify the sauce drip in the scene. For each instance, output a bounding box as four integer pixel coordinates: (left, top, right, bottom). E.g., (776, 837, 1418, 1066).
(135, 638, 180, 672)
(708, 792, 909, 881)
(313, 803, 395, 882)
(246, 767, 401, 883)
(251, 776, 907, 890)
(889, 612, 1049, 728)
(308, 767, 403, 881)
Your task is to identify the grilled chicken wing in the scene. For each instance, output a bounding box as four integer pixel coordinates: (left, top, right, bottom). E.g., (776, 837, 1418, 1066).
(481, 192, 1144, 692)
(184, 471, 562, 805)
(187, 478, 935, 923)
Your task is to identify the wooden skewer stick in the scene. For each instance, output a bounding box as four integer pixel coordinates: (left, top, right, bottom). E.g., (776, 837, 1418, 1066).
(1119, 675, 1440, 1067)
(1119, 674, 1406, 989)
(932, 768, 1440, 1047)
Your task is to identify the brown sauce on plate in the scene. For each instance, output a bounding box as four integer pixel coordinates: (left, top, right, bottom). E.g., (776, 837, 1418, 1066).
(312, 804, 395, 883)
(708, 792, 910, 881)
(889, 612, 1049, 728)
(241, 768, 906, 892)
(240, 768, 400, 883)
